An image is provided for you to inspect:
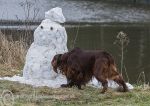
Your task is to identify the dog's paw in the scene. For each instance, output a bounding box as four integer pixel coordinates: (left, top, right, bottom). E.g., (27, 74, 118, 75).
(77, 86, 83, 90)
(61, 84, 70, 88)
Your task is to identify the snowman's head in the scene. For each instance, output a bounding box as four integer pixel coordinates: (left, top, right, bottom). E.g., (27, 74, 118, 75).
(33, 7, 66, 46)
(45, 7, 66, 23)
(34, 19, 62, 46)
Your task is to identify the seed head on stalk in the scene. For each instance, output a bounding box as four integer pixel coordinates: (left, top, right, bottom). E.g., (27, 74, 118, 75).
(114, 31, 129, 82)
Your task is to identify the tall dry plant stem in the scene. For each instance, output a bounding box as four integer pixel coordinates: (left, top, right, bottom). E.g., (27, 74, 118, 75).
(114, 31, 129, 82)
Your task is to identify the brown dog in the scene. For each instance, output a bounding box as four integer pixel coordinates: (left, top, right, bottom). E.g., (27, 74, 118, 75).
(51, 48, 128, 93)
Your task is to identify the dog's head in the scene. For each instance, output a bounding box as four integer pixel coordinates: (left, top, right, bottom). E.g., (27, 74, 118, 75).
(52, 52, 71, 76)
(51, 54, 62, 73)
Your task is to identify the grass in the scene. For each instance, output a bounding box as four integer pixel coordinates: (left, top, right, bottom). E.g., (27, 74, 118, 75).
(0, 80, 150, 106)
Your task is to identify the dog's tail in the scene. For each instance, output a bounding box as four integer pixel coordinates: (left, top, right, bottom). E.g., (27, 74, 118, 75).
(103, 52, 128, 92)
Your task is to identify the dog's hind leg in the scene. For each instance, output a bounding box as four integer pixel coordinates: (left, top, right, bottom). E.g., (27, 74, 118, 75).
(112, 75, 128, 92)
(96, 76, 108, 93)
(109, 65, 128, 92)
(94, 59, 108, 93)
(94, 71, 108, 93)
(95, 71, 108, 93)
(94, 59, 109, 93)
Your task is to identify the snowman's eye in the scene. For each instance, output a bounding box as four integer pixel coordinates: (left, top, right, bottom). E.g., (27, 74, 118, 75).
(40, 26, 43, 29)
(50, 27, 53, 31)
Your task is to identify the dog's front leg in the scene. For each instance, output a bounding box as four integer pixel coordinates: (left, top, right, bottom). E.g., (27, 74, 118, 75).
(77, 84, 83, 90)
(61, 79, 74, 88)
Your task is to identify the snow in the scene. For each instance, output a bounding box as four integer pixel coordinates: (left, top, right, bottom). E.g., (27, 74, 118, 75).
(0, 75, 67, 88)
(90, 78, 134, 90)
(0, 7, 133, 90)
(45, 7, 66, 23)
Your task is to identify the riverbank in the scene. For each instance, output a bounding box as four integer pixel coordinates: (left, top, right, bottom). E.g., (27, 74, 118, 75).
(1, 20, 150, 30)
(0, 65, 150, 106)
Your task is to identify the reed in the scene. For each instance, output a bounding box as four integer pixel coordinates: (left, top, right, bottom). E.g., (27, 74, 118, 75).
(0, 31, 28, 69)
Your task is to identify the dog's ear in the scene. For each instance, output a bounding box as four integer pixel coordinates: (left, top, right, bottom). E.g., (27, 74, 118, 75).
(61, 53, 69, 63)
(56, 54, 62, 65)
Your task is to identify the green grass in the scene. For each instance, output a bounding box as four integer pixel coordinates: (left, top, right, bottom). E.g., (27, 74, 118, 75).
(0, 80, 150, 106)
(0, 65, 150, 106)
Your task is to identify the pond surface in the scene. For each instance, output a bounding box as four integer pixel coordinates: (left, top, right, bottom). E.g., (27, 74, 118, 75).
(1, 22, 150, 84)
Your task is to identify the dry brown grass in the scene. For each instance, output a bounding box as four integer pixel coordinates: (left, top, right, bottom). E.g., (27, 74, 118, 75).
(0, 30, 28, 69)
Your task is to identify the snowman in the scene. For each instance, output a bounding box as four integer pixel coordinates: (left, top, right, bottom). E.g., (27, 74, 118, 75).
(23, 7, 67, 84)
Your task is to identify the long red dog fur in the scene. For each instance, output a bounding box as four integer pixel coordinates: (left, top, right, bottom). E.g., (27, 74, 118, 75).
(51, 48, 128, 93)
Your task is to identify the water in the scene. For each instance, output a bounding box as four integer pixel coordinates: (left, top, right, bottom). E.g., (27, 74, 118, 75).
(1, 23, 150, 84)
(0, 0, 150, 22)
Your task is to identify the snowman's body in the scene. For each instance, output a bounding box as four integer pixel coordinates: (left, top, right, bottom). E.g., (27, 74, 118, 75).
(23, 8, 67, 83)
